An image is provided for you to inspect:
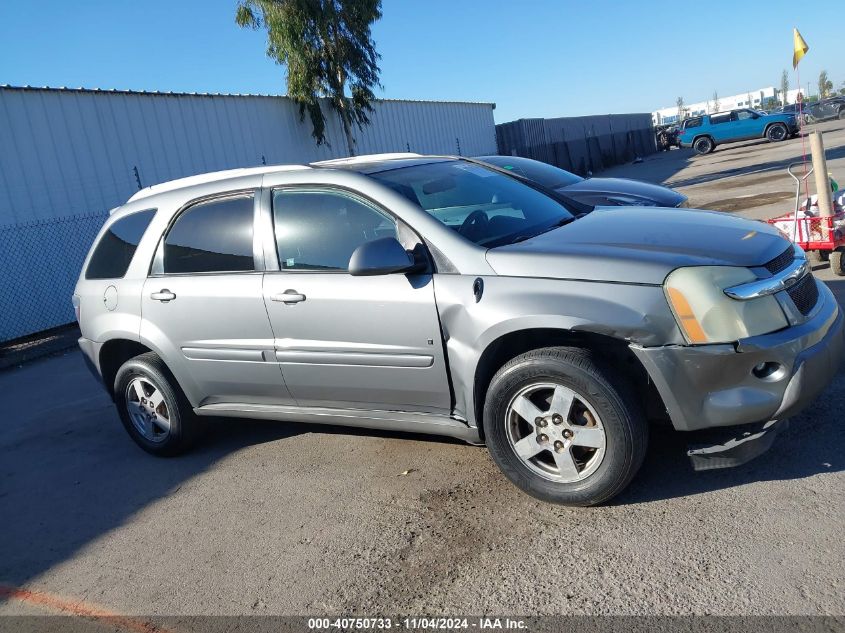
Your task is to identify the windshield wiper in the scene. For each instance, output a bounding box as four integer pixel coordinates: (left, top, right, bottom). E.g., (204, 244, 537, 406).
(539, 215, 578, 233)
(509, 215, 579, 244)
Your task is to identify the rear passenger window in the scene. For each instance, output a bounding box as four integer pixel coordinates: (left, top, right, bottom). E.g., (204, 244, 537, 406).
(684, 118, 702, 129)
(710, 113, 731, 125)
(163, 194, 255, 274)
(86, 209, 156, 280)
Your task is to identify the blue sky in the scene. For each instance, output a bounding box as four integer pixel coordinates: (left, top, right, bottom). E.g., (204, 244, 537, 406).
(1, 0, 842, 122)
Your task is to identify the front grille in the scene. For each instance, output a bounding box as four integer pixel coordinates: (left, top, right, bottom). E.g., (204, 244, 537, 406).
(764, 246, 795, 274)
(787, 274, 819, 316)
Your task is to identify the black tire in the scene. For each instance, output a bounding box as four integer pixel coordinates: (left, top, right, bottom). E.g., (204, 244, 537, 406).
(114, 352, 204, 456)
(838, 109, 845, 120)
(830, 249, 845, 276)
(693, 136, 714, 155)
(482, 347, 648, 506)
(811, 249, 830, 263)
(766, 123, 788, 142)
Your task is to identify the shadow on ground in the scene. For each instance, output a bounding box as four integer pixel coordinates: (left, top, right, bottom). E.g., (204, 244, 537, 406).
(0, 354, 462, 592)
(668, 140, 845, 189)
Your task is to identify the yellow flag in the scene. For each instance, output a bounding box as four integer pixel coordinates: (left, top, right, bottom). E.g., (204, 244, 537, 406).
(793, 28, 809, 68)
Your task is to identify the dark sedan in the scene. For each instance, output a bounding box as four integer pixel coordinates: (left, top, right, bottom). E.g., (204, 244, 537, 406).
(476, 155, 688, 208)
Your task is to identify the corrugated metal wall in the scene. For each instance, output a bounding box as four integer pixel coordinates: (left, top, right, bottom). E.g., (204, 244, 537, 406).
(496, 114, 656, 176)
(0, 87, 496, 225)
(0, 86, 497, 341)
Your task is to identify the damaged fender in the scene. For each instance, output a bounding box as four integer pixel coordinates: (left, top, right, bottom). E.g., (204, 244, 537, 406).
(432, 274, 683, 428)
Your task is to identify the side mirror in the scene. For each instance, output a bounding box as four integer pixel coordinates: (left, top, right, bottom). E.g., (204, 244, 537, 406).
(349, 237, 415, 276)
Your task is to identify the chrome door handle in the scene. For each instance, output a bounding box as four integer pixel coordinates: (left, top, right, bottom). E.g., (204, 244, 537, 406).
(272, 290, 306, 304)
(150, 289, 176, 302)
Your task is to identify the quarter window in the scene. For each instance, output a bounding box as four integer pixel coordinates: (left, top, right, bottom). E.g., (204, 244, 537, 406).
(86, 209, 156, 280)
(272, 190, 398, 271)
(163, 194, 255, 274)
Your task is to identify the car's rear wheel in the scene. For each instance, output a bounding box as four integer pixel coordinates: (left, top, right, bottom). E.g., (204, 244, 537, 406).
(693, 136, 714, 155)
(114, 352, 204, 456)
(766, 123, 788, 142)
(483, 347, 648, 506)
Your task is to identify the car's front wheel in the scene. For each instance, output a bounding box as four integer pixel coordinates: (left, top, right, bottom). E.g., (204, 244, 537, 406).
(114, 352, 204, 456)
(483, 347, 648, 506)
(766, 123, 788, 142)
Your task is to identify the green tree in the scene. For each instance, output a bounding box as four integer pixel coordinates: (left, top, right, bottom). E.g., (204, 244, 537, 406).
(818, 70, 833, 99)
(780, 69, 789, 105)
(236, 0, 382, 155)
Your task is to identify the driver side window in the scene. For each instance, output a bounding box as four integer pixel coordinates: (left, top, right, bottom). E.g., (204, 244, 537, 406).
(272, 189, 399, 271)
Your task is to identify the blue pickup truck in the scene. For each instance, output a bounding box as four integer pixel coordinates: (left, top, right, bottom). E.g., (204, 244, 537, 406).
(678, 108, 799, 154)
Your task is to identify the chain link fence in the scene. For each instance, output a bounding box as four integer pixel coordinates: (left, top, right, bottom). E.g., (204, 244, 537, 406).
(1, 212, 107, 343)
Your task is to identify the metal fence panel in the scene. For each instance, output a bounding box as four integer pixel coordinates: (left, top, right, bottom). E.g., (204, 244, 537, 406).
(496, 113, 657, 176)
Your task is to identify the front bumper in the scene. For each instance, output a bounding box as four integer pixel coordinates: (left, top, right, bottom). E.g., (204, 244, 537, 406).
(632, 280, 843, 432)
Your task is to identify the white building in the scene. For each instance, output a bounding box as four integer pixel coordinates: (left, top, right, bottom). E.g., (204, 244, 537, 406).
(652, 87, 780, 124)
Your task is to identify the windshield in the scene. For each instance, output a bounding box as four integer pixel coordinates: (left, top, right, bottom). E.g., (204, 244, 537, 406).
(369, 160, 576, 247)
(477, 155, 583, 189)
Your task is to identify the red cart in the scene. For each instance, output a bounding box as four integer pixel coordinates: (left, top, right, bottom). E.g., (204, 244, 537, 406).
(766, 162, 845, 275)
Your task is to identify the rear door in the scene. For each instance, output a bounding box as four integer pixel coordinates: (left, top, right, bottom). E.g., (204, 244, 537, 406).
(261, 186, 452, 413)
(708, 112, 734, 141)
(141, 191, 294, 407)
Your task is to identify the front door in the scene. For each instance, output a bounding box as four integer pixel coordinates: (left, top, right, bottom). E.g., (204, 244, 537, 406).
(141, 192, 295, 407)
(731, 109, 760, 140)
(262, 187, 452, 413)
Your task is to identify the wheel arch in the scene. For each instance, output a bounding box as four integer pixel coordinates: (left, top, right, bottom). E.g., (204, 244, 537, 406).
(471, 328, 667, 440)
(99, 339, 155, 399)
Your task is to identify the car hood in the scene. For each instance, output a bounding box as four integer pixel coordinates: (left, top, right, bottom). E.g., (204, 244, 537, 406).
(558, 177, 686, 208)
(486, 206, 791, 285)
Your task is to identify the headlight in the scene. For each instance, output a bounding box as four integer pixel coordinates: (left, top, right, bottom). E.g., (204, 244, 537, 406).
(664, 267, 788, 344)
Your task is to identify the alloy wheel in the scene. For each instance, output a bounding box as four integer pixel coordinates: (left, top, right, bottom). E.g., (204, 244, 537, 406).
(505, 382, 606, 483)
(125, 376, 171, 443)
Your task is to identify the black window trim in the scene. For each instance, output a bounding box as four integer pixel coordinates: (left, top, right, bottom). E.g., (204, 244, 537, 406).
(149, 189, 260, 278)
(267, 184, 431, 275)
(85, 207, 158, 280)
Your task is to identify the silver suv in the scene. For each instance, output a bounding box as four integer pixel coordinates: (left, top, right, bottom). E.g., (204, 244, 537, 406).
(74, 153, 843, 506)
